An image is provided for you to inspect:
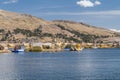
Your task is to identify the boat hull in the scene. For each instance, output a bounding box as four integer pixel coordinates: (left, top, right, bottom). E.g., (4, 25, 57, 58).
(12, 49, 24, 53)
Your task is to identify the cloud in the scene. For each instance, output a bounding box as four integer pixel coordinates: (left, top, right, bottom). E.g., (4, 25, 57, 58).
(76, 0, 101, 8)
(94, 0, 101, 5)
(79, 10, 120, 15)
(40, 10, 120, 16)
(3, 0, 18, 4)
(110, 29, 120, 33)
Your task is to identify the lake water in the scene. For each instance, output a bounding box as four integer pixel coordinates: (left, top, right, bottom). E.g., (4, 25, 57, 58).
(0, 48, 120, 80)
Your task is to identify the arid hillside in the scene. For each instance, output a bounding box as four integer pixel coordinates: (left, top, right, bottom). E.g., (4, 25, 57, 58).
(0, 10, 119, 43)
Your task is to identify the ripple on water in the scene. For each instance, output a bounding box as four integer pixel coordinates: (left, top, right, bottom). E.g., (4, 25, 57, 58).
(0, 49, 120, 80)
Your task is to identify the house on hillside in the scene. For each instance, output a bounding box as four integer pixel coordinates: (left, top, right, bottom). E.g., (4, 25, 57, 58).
(31, 42, 43, 47)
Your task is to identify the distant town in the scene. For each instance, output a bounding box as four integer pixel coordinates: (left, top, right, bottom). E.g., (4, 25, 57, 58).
(0, 40, 120, 53)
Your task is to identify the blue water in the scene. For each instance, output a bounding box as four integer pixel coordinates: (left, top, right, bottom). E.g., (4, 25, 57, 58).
(0, 48, 120, 80)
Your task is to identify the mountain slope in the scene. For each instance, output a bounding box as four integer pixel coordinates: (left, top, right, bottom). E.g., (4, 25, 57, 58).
(0, 10, 48, 30)
(53, 20, 115, 36)
(0, 10, 119, 43)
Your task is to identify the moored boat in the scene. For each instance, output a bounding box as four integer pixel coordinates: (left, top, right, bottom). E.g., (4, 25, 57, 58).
(70, 44, 83, 51)
(11, 45, 25, 53)
(12, 48, 24, 53)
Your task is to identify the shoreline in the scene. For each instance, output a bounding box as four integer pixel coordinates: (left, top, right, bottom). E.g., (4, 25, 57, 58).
(0, 48, 119, 54)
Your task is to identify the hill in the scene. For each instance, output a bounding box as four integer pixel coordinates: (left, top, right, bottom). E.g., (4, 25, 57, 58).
(0, 10, 119, 43)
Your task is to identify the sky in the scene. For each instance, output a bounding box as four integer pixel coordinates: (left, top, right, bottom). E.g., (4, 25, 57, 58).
(0, 0, 120, 31)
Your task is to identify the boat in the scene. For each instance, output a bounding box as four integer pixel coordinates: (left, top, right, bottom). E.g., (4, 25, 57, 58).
(64, 48, 70, 51)
(70, 44, 84, 51)
(70, 47, 76, 51)
(11, 45, 25, 53)
(12, 48, 24, 53)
